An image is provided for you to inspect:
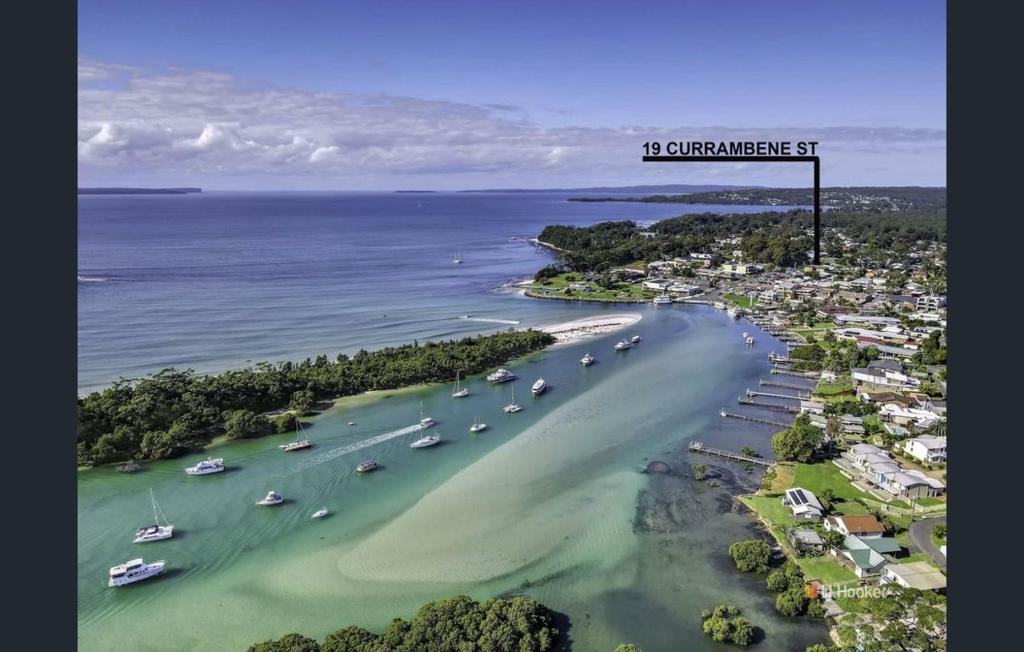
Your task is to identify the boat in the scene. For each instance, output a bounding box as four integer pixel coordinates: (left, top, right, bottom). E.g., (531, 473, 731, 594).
(133, 488, 174, 544)
(117, 460, 142, 473)
(311, 507, 329, 519)
(469, 416, 488, 433)
(727, 306, 743, 319)
(451, 370, 469, 398)
(653, 295, 672, 305)
(410, 434, 441, 448)
(347, 421, 356, 426)
(108, 558, 165, 587)
(713, 301, 727, 310)
(453, 249, 462, 264)
(486, 368, 517, 383)
(580, 352, 595, 366)
(531, 378, 547, 395)
(256, 491, 284, 506)
(745, 336, 755, 346)
(185, 457, 225, 476)
(742, 331, 749, 339)
(279, 418, 312, 452)
(418, 401, 435, 429)
(356, 460, 379, 473)
(631, 335, 642, 344)
(614, 339, 632, 351)
(503, 384, 522, 413)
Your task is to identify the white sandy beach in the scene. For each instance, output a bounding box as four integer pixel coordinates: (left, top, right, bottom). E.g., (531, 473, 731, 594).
(537, 312, 643, 344)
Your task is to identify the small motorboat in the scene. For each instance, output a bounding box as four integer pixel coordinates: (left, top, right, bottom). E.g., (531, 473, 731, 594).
(256, 491, 284, 506)
(614, 339, 632, 351)
(410, 434, 441, 448)
(311, 507, 329, 519)
(580, 352, 595, 366)
(356, 460, 379, 473)
(347, 421, 356, 426)
(486, 368, 517, 383)
(630, 335, 642, 344)
(653, 295, 672, 305)
(531, 378, 547, 395)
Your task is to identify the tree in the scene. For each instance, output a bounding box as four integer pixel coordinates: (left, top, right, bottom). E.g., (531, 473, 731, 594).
(766, 570, 789, 592)
(693, 463, 707, 480)
(819, 488, 836, 512)
(247, 633, 321, 652)
(776, 587, 809, 617)
(728, 540, 772, 573)
(289, 390, 316, 416)
(772, 414, 824, 463)
(730, 618, 755, 646)
(223, 409, 268, 439)
(700, 606, 756, 647)
(273, 413, 298, 433)
(819, 529, 845, 550)
(614, 645, 642, 652)
(932, 524, 947, 540)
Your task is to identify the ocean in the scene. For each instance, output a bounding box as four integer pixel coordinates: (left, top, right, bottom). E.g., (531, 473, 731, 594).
(77, 192, 827, 651)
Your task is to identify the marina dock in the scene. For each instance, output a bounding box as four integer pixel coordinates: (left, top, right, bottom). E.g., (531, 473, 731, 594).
(737, 397, 800, 413)
(760, 379, 814, 391)
(689, 440, 773, 467)
(770, 369, 820, 379)
(746, 388, 807, 400)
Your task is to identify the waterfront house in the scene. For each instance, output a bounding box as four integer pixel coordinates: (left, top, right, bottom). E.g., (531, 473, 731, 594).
(824, 515, 885, 538)
(782, 487, 824, 521)
(877, 469, 945, 499)
(642, 279, 671, 291)
(788, 528, 826, 554)
(837, 534, 902, 578)
(901, 435, 947, 464)
(881, 561, 947, 592)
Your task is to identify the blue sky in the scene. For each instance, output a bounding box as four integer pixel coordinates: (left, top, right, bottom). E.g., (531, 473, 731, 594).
(78, 0, 946, 189)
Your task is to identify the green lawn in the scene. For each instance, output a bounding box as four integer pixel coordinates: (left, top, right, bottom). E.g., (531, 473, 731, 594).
(526, 273, 653, 302)
(740, 494, 795, 530)
(814, 378, 853, 398)
(797, 557, 858, 588)
(791, 463, 873, 514)
(724, 293, 757, 309)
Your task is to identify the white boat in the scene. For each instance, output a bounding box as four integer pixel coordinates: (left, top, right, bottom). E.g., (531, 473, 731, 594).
(185, 457, 224, 476)
(356, 459, 379, 473)
(531, 378, 547, 395)
(410, 434, 441, 448)
(419, 401, 435, 429)
(311, 507, 329, 519)
(453, 249, 462, 264)
(133, 488, 174, 544)
(109, 558, 165, 587)
(469, 416, 488, 433)
(487, 368, 517, 383)
(631, 335, 642, 344)
(742, 332, 749, 339)
(256, 491, 284, 506)
(279, 418, 312, 452)
(614, 339, 633, 351)
(727, 307, 743, 319)
(653, 295, 672, 305)
(713, 301, 727, 310)
(451, 370, 469, 398)
(745, 336, 755, 346)
(504, 384, 522, 413)
(580, 352, 595, 366)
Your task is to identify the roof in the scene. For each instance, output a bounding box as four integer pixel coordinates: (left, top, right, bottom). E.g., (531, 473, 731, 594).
(886, 562, 947, 590)
(790, 529, 824, 545)
(835, 515, 885, 534)
(906, 435, 946, 450)
(785, 487, 824, 512)
(862, 537, 902, 554)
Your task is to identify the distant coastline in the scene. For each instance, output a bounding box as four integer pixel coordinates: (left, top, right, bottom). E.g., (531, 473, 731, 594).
(78, 187, 202, 195)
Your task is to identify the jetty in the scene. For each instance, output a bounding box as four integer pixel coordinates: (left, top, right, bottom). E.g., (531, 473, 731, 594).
(689, 441, 772, 467)
(746, 389, 807, 400)
(760, 379, 814, 391)
(738, 397, 800, 413)
(770, 369, 820, 379)
(720, 410, 791, 428)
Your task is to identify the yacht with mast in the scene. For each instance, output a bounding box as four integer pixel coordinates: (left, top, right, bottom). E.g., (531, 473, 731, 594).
(453, 249, 462, 264)
(469, 416, 488, 432)
(185, 457, 225, 475)
(451, 370, 469, 398)
(133, 488, 174, 543)
(256, 491, 284, 506)
(410, 432, 441, 448)
(279, 418, 312, 452)
(418, 401, 435, 429)
(503, 384, 522, 413)
(108, 558, 165, 587)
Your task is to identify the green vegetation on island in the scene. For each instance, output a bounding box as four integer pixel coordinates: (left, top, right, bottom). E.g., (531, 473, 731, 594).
(699, 605, 756, 647)
(245, 595, 559, 652)
(78, 329, 555, 466)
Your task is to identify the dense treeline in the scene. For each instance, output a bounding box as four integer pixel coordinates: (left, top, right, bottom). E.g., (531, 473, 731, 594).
(78, 330, 554, 466)
(246, 595, 559, 652)
(536, 209, 945, 273)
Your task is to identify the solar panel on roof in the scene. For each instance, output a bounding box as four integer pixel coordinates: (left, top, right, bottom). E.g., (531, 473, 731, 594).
(791, 489, 808, 505)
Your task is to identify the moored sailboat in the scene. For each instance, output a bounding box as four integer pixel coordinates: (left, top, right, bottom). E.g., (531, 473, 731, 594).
(133, 488, 174, 543)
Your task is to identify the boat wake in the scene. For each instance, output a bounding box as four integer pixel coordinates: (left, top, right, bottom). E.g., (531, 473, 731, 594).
(289, 423, 423, 473)
(78, 275, 110, 283)
(458, 315, 521, 325)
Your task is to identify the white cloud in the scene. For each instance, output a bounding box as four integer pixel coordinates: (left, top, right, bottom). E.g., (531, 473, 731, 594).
(77, 57, 946, 189)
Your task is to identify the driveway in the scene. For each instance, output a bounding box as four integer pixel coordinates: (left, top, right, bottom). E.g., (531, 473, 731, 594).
(908, 515, 946, 569)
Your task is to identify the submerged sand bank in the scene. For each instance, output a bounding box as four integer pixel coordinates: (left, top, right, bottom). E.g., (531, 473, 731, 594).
(537, 312, 643, 344)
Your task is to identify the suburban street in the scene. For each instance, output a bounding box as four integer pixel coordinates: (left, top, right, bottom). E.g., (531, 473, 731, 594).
(909, 515, 947, 570)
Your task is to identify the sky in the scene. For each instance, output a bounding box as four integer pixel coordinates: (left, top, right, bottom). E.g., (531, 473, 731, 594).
(78, 0, 946, 190)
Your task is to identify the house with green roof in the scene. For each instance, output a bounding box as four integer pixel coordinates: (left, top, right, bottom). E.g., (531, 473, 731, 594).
(837, 534, 902, 578)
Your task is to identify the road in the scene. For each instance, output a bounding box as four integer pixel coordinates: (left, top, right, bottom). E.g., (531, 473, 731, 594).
(908, 515, 946, 569)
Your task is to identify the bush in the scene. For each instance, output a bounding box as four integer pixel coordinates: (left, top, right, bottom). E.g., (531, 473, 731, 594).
(933, 524, 947, 539)
(728, 540, 772, 573)
(766, 570, 789, 592)
(776, 587, 810, 617)
(700, 606, 756, 647)
(272, 413, 298, 433)
(289, 390, 316, 416)
(223, 409, 268, 439)
(693, 463, 707, 480)
(247, 633, 321, 652)
(613, 645, 642, 652)
(772, 414, 824, 462)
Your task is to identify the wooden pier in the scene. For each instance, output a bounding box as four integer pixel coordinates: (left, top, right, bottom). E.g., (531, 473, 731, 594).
(689, 440, 773, 467)
(720, 410, 791, 427)
(770, 369, 820, 379)
(746, 389, 807, 400)
(760, 379, 815, 391)
(738, 397, 800, 413)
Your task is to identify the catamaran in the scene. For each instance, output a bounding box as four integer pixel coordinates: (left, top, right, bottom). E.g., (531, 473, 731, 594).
(469, 416, 487, 432)
(185, 457, 224, 475)
(504, 384, 522, 413)
(614, 339, 632, 351)
(580, 352, 595, 366)
(133, 488, 174, 544)
(531, 378, 547, 395)
(451, 370, 469, 398)
(487, 367, 516, 383)
(410, 433, 441, 448)
(356, 459, 379, 473)
(108, 558, 165, 587)
(279, 418, 312, 452)
(256, 491, 284, 506)
(419, 401, 435, 429)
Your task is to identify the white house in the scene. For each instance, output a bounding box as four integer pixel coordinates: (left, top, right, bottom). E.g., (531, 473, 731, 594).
(881, 561, 946, 592)
(782, 487, 824, 521)
(901, 435, 947, 464)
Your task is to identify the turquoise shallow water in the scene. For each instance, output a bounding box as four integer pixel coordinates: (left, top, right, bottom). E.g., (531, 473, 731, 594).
(77, 306, 827, 651)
